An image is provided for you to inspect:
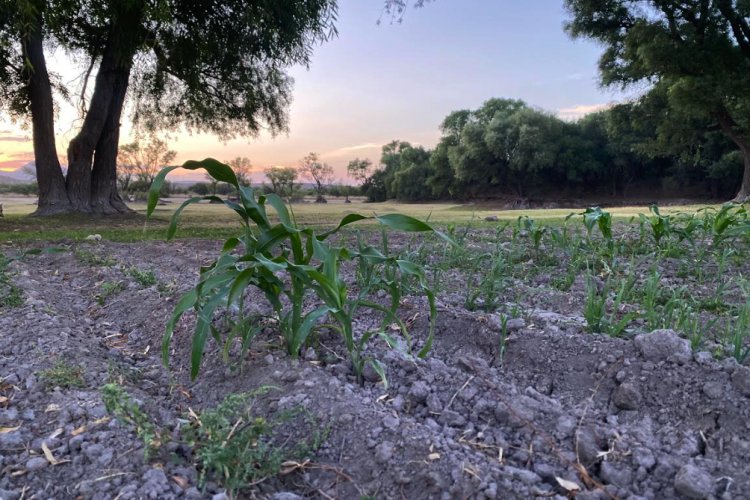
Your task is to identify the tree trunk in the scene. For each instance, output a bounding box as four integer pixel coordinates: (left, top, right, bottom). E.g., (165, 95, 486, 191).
(66, 1, 145, 212)
(66, 49, 119, 212)
(90, 67, 132, 214)
(21, 14, 71, 215)
(734, 150, 750, 203)
(716, 108, 750, 202)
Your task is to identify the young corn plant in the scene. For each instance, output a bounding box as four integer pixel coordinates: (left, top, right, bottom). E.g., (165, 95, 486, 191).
(148, 159, 450, 385)
(582, 206, 613, 244)
(639, 205, 671, 248)
(583, 274, 636, 337)
(700, 203, 747, 246)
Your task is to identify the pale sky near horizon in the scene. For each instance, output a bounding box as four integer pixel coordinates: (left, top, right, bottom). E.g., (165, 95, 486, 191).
(0, 0, 632, 181)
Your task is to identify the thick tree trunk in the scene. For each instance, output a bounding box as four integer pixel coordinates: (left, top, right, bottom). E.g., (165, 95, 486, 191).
(716, 108, 750, 202)
(734, 150, 750, 203)
(21, 15, 71, 215)
(66, 50, 119, 212)
(90, 67, 132, 214)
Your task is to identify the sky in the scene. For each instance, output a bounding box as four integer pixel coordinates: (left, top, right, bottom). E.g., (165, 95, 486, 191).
(0, 0, 631, 181)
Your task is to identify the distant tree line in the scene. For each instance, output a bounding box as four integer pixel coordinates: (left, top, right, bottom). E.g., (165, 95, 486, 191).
(360, 94, 743, 203)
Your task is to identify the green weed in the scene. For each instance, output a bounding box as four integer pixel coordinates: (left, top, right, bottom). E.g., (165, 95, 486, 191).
(39, 359, 86, 389)
(101, 383, 162, 458)
(184, 388, 327, 496)
(75, 249, 117, 267)
(96, 281, 123, 305)
(125, 266, 157, 288)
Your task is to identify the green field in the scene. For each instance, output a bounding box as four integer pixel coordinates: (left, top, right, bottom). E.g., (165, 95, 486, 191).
(0, 194, 720, 242)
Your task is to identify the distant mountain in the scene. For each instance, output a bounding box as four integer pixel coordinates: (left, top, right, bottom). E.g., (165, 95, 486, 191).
(0, 173, 25, 185)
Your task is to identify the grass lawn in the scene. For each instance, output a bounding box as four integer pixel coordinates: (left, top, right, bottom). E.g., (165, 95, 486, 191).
(0, 194, 719, 243)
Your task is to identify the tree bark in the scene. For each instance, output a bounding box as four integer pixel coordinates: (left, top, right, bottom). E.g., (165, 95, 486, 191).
(66, 47, 119, 212)
(90, 67, 132, 214)
(66, 2, 145, 212)
(21, 14, 71, 215)
(716, 109, 750, 202)
(734, 151, 750, 203)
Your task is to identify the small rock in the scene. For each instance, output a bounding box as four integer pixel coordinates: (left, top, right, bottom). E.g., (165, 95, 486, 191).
(633, 448, 655, 470)
(694, 351, 714, 364)
(0, 489, 20, 500)
(212, 493, 229, 500)
(731, 366, 750, 397)
(599, 461, 632, 487)
(634, 329, 692, 363)
(576, 428, 603, 465)
(375, 441, 394, 463)
(702, 381, 725, 399)
(382, 415, 400, 430)
(272, 494, 304, 500)
(506, 318, 526, 331)
(674, 464, 714, 499)
(485, 215, 499, 222)
(408, 381, 430, 404)
(441, 409, 466, 427)
(25, 457, 48, 471)
(362, 363, 382, 383)
(85, 234, 102, 241)
(612, 382, 642, 410)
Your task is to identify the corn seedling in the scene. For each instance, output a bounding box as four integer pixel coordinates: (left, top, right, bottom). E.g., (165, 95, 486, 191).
(639, 205, 671, 248)
(726, 301, 750, 362)
(584, 274, 637, 337)
(148, 159, 451, 384)
(581, 206, 613, 244)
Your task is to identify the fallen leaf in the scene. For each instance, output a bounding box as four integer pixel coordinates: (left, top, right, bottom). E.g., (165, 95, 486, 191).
(42, 442, 61, 465)
(428, 453, 441, 461)
(172, 475, 188, 489)
(0, 396, 8, 404)
(71, 425, 87, 436)
(92, 416, 110, 426)
(45, 403, 61, 413)
(0, 424, 20, 434)
(48, 428, 64, 440)
(555, 477, 581, 492)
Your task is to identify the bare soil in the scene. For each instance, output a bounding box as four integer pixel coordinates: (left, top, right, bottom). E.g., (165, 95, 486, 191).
(1, 237, 749, 499)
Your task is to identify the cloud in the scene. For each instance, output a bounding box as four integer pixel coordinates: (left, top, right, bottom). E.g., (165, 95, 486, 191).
(324, 142, 381, 158)
(557, 103, 612, 121)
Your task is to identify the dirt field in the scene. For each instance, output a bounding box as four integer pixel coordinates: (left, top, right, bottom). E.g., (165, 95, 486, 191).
(1, 210, 749, 499)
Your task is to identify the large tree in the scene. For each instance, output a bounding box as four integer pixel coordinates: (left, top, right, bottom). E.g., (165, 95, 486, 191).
(565, 0, 750, 201)
(0, 0, 337, 215)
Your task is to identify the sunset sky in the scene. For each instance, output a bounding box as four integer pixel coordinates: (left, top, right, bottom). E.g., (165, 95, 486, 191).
(0, 0, 631, 181)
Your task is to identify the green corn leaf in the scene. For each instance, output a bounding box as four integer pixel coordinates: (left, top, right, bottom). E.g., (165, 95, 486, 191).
(162, 289, 198, 367)
(181, 158, 239, 187)
(166, 196, 221, 240)
(289, 306, 331, 355)
(264, 193, 294, 227)
(317, 213, 370, 239)
(147, 165, 181, 217)
(366, 359, 388, 389)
